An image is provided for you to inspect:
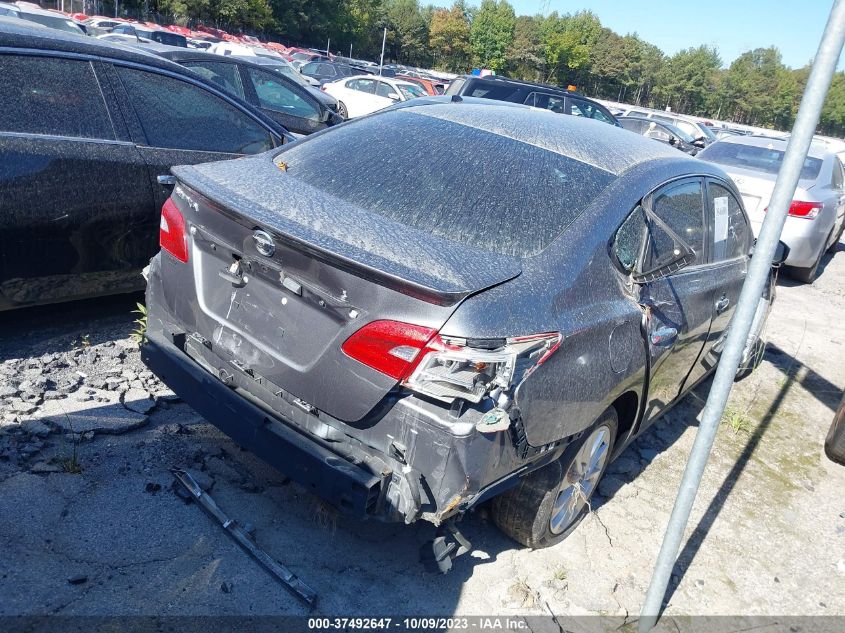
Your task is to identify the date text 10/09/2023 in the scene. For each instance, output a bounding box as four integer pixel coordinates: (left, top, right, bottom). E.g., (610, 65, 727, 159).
(307, 618, 530, 630)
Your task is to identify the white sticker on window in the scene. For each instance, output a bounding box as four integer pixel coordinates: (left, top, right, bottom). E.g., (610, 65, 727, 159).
(714, 196, 729, 244)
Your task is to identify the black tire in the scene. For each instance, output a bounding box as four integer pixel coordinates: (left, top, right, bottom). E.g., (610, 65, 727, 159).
(337, 101, 348, 120)
(789, 247, 824, 284)
(827, 222, 844, 254)
(491, 408, 618, 549)
(825, 394, 845, 466)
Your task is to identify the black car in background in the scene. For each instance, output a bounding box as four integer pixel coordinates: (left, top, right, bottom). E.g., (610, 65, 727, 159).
(110, 23, 188, 47)
(0, 18, 287, 311)
(146, 48, 344, 133)
(299, 60, 359, 85)
(619, 116, 703, 155)
(230, 55, 341, 113)
(445, 75, 619, 125)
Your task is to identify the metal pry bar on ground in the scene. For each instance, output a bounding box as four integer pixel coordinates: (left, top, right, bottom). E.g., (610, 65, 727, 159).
(171, 468, 318, 608)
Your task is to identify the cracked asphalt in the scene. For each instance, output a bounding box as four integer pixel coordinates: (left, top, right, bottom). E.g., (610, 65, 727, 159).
(0, 244, 844, 620)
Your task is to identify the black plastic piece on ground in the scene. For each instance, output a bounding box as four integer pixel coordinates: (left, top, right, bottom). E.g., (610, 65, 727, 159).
(420, 520, 472, 574)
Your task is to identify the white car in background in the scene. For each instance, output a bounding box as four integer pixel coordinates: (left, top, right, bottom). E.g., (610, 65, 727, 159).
(698, 135, 845, 283)
(321, 75, 426, 119)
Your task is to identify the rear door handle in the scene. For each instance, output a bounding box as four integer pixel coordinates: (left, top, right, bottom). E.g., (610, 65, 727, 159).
(157, 174, 176, 186)
(715, 296, 730, 314)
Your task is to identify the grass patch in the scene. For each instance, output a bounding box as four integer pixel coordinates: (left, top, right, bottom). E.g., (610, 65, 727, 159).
(131, 302, 147, 345)
(722, 405, 752, 435)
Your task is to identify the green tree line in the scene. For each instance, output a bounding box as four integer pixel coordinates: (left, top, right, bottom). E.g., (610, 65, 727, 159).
(123, 0, 845, 136)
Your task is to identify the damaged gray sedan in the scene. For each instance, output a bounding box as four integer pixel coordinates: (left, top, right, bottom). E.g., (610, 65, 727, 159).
(141, 99, 771, 567)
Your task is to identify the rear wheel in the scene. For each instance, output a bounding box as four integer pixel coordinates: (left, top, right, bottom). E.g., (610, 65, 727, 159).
(790, 245, 824, 284)
(492, 409, 617, 548)
(827, 222, 844, 254)
(337, 101, 349, 120)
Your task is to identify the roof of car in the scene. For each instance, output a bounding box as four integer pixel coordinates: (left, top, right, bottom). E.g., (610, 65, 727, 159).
(456, 74, 586, 97)
(0, 16, 193, 73)
(233, 54, 288, 66)
(389, 99, 697, 176)
(714, 133, 831, 159)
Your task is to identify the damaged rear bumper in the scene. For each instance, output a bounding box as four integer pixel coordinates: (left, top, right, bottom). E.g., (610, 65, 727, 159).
(142, 329, 385, 517)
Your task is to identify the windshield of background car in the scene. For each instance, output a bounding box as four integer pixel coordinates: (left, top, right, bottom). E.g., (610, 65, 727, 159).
(666, 123, 695, 143)
(699, 141, 823, 180)
(23, 13, 83, 34)
(398, 84, 425, 99)
(700, 126, 717, 140)
(274, 110, 615, 257)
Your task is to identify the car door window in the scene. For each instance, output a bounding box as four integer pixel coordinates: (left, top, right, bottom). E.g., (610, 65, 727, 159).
(652, 114, 674, 125)
(674, 120, 699, 138)
(524, 92, 567, 113)
(375, 81, 396, 99)
(182, 61, 245, 99)
(247, 69, 320, 121)
(831, 158, 844, 190)
(349, 78, 375, 93)
(316, 63, 335, 77)
(708, 182, 750, 261)
(1, 55, 114, 140)
(620, 118, 646, 134)
(644, 122, 671, 141)
(648, 180, 705, 267)
(116, 66, 273, 154)
(568, 98, 615, 124)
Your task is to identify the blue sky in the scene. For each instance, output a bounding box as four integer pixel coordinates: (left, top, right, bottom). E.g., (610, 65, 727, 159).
(442, 0, 840, 69)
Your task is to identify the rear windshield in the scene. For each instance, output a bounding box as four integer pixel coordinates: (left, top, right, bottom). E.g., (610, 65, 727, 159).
(699, 141, 822, 180)
(275, 110, 615, 257)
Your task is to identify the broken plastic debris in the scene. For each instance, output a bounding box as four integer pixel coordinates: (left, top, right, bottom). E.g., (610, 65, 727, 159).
(475, 408, 510, 433)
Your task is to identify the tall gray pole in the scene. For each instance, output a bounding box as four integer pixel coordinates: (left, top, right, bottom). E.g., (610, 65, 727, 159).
(638, 1, 845, 631)
(379, 27, 387, 76)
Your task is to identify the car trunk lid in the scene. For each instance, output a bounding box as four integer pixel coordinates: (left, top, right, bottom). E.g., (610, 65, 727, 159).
(168, 155, 521, 422)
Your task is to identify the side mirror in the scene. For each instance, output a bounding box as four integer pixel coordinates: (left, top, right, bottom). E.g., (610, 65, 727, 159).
(669, 136, 678, 145)
(387, 92, 401, 101)
(693, 139, 706, 148)
(772, 240, 790, 266)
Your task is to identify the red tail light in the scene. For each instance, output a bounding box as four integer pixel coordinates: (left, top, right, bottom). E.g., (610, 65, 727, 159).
(160, 198, 188, 262)
(765, 200, 822, 220)
(343, 320, 563, 404)
(341, 320, 441, 380)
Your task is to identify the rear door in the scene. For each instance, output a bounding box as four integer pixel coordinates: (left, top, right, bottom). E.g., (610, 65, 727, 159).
(0, 53, 154, 307)
(629, 178, 717, 421)
(683, 179, 752, 388)
(105, 64, 278, 212)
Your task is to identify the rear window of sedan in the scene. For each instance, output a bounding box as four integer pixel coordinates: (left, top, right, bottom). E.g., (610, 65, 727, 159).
(700, 141, 822, 180)
(275, 109, 615, 257)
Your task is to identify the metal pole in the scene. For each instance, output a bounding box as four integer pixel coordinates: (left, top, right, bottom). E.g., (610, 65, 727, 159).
(379, 27, 387, 76)
(326, 38, 330, 58)
(349, 42, 353, 58)
(638, 2, 845, 631)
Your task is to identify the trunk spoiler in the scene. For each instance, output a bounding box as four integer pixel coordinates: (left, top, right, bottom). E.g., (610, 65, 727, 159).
(172, 155, 522, 306)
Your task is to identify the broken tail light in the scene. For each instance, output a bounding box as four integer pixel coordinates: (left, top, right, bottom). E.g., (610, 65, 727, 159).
(407, 332, 561, 404)
(160, 198, 188, 262)
(342, 320, 561, 404)
(765, 200, 822, 220)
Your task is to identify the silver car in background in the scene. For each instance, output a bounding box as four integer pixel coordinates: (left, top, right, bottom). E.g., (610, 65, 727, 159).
(698, 135, 845, 282)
